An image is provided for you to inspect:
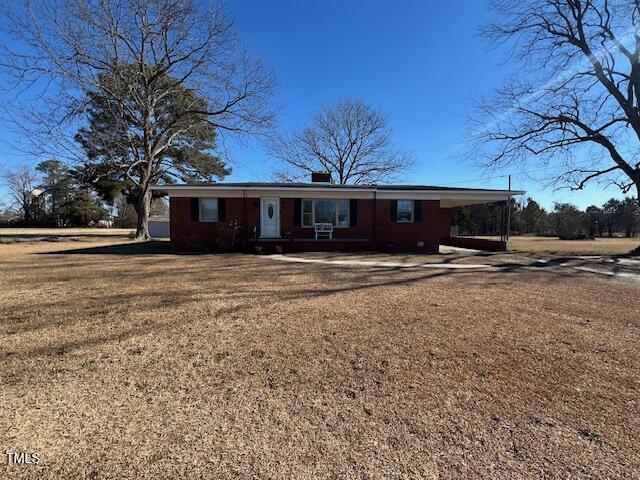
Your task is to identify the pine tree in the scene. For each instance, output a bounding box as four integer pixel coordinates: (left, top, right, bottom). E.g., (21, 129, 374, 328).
(75, 65, 230, 238)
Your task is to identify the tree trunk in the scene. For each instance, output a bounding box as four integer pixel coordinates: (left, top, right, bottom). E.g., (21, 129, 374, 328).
(134, 190, 151, 241)
(23, 194, 32, 224)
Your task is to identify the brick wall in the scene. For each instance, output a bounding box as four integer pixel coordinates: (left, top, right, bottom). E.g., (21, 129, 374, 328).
(171, 197, 265, 249)
(441, 236, 506, 252)
(439, 207, 452, 241)
(170, 196, 442, 252)
(374, 199, 440, 253)
(279, 198, 374, 240)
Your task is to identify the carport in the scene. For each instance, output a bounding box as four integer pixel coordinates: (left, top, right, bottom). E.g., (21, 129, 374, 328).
(439, 191, 523, 252)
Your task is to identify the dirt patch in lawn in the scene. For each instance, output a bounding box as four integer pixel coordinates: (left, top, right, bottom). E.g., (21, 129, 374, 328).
(1, 240, 639, 479)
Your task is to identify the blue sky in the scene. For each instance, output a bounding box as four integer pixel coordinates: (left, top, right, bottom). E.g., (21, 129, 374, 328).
(0, 0, 629, 210)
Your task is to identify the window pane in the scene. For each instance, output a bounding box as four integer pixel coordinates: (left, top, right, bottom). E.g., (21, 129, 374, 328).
(200, 198, 218, 221)
(397, 200, 413, 222)
(337, 199, 349, 227)
(314, 200, 336, 224)
(302, 200, 313, 226)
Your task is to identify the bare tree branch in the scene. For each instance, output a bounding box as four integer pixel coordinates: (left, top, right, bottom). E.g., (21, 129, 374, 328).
(0, 0, 276, 239)
(473, 0, 640, 204)
(2, 165, 41, 223)
(268, 98, 414, 185)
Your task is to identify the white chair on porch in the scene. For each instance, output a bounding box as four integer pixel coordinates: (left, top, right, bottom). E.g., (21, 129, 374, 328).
(314, 223, 333, 240)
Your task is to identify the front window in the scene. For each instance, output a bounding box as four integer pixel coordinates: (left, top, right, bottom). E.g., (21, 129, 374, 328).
(302, 200, 313, 226)
(301, 199, 350, 227)
(314, 200, 335, 224)
(199, 198, 219, 222)
(337, 200, 349, 227)
(396, 200, 413, 222)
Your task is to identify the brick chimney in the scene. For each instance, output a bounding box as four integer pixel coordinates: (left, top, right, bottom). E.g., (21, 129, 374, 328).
(311, 172, 332, 183)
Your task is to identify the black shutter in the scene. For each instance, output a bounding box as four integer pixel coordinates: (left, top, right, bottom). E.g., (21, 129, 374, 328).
(294, 198, 301, 227)
(191, 197, 199, 222)
(218, 197, 226, 222)
(414, 200, 422, 222)
(390, 200, 397, 222)
(350, 199, 357, 227)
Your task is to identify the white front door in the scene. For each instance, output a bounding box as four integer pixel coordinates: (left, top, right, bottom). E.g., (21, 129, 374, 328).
(260, 198, 280, 238)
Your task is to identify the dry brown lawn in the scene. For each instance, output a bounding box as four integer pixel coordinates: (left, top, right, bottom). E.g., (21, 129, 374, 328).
(508, 235, 639, 255)
(0, 227, 134, 237)
(0, 227, 135, 246)
(1, 237, 639, 479)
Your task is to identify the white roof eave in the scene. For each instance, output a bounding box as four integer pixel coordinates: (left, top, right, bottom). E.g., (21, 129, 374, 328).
(151, 184, 525, 199)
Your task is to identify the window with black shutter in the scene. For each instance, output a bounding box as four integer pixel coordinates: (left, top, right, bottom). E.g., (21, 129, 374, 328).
(218, 197, 226, 221)
(350, 199, 357, 227)
(294, 198, 301, 227)
(396, 200, 413, 222)
(392, 200, 414, 222)
(190, 198, 199, 222)
(414, 200, 422, 222)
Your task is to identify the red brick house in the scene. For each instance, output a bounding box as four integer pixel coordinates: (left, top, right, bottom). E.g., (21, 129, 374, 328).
(153, 173, 523, 253)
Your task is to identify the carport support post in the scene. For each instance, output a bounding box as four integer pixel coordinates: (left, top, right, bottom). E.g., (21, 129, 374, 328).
(506, 175, 511, 241)
(243, 189, 248, 241)
(372, 190, 377, 241)
(500, 200, 508, 243)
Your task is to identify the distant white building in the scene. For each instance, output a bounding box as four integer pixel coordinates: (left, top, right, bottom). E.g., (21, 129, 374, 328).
(148, 215, 170, 238)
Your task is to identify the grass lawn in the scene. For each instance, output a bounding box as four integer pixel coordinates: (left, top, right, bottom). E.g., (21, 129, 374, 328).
(0, 227, 135, 237)
(508, 235, 639, 256)
(0, 227, 135, 245)
(1, 236, 639, 479)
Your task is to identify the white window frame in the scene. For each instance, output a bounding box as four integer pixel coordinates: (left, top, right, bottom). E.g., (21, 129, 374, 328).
(199, 197, 219, 222)
(396, 200, 414, 223)
(302, 199, 313, 227)
(301, 199, 350, 228)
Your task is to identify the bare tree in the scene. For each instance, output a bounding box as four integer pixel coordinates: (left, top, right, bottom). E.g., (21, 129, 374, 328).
(3, 166, 41, 223)
(269, 98, 413, 184)
(0, 0, 276, 239)
(471, 0, 640, 207)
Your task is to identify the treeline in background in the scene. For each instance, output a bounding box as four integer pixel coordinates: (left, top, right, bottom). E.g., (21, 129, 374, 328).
(1, 161, 167, 228)
(453, 197, 640, 240)
(3, 160, 639, 239)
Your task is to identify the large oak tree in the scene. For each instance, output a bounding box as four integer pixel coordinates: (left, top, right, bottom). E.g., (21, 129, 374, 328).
(0, 0, 275, 239)
(75, 65, 230, 236)
(471, 0, 640, 208)
(269, 98, 413, 184)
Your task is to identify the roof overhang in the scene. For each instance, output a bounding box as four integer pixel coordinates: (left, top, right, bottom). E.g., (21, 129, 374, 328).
(152, 184, 525, 206)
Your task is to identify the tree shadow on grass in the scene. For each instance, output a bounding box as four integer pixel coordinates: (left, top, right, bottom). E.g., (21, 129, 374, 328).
(619, 246, 640, 257)
(3, 303, 250, 362)
(43, 240, 283, 256)
(4, 251, 618, 363)
(44, 240, 188, 255)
